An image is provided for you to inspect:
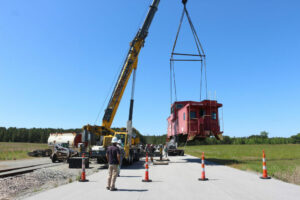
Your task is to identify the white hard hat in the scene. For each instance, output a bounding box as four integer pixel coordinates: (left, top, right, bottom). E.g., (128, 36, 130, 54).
(118, 139, 122, 144)
(111, 137, 118, 143)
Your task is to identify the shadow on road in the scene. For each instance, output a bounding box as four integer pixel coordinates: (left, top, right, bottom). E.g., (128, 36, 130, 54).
(206, 158, 241, 165)
(123, 161, 145, 170)
(117, 189, 148, 192)
(180, 158, 242, 166)
(98, 165, 108, 169)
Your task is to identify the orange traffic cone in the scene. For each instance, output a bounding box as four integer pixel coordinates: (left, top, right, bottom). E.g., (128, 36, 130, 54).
(142, 153, 152, 182)
(260, 150, 271, 179)
(79, 153, 89, 182)
(198, 152, 208, 181)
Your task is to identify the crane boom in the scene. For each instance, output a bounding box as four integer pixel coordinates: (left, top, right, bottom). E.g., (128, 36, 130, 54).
(83, 0, 160, 136)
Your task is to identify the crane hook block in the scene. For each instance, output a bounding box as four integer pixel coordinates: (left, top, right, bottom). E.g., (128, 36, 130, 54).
(182, 0, 187, 5)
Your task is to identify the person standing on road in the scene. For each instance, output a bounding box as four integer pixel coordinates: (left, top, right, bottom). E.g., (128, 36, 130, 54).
(150, 144, 155, 162)
(106, 137, 120, 191)
(117, 139, 125, 177)
(164, 143, 168, 158)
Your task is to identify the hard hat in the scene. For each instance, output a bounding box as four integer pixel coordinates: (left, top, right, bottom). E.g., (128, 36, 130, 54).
(118, 139, 122, 144)
(112, 137, 118, 143)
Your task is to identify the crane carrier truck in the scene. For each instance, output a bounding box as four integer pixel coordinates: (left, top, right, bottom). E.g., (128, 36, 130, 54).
(79, 0, 161, 165)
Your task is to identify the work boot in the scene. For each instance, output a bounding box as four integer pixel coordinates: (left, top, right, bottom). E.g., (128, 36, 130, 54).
(110, 188, 118, 191)
(106, 187, 110, 190)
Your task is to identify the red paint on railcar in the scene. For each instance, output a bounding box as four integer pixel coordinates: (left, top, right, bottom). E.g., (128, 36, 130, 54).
(167, 100, 223, 141)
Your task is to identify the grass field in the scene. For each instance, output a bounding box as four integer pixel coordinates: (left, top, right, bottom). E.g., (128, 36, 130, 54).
(0, 142, 48, 160)
(183, 144, 300, 185)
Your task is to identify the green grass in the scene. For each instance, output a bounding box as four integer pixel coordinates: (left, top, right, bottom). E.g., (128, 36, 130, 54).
(0, 142, 48, 160)
(183, 144, 300, 185)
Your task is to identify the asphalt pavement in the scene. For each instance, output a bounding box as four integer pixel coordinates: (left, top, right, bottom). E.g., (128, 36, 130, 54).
(24, 155, 300, 200)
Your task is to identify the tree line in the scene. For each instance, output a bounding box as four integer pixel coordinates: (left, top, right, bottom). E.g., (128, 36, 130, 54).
(143, 134, 167, 145)
(0, 127, 299, 146)
(183, 131, 300, 146)
(0, 127, 81, 143)
(142, 131, 300, 145)
(0, 127, 145, 144)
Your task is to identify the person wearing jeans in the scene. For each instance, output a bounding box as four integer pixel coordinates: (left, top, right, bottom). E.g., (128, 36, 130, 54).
(106, 137, 120, 191)
(117, 139, 124, 176)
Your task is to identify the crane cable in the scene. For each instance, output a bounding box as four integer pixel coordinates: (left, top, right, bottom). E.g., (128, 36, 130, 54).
(169, 2, 208, 105)
(170, 8, 185, 104)
(169, 1, 208, 147)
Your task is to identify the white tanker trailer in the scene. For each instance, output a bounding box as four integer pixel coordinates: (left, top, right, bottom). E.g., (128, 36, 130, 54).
(47, 133, 81, 162)
(47, 132, 81, 147)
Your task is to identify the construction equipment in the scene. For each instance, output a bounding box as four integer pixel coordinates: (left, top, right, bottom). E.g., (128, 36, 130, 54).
(50, 143, 78, 163)
(48, 132, 82, 148)
(80, 0, 161, 165)
(167, 138, 184, 156)
(91, 128, 141, 164)
(27, 149, 52, 157)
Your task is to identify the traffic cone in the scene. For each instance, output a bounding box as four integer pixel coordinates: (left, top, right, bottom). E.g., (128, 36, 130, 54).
(142, 153, 152, 182)
(79, 153, 89, 182)
(198, 152, 208, 181)
(260, 150, 271, 179)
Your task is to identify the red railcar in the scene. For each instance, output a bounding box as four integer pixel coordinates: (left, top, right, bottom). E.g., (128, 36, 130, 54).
(167, 100, 223, 142)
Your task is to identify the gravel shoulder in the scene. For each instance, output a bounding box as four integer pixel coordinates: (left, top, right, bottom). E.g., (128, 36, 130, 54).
(0, 159, 103, 200)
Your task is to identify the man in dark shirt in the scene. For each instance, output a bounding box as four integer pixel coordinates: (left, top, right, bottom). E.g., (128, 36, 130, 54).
(106, 137, 120, 191)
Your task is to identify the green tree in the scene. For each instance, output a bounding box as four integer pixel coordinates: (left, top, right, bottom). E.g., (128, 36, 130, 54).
(291, 133, 300, 144)
(260, 131, 269, 138)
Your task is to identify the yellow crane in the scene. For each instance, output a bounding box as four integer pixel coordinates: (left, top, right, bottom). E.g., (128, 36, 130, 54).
(82, 0, 161, 164)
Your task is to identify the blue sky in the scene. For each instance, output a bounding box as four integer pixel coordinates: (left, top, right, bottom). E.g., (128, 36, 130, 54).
(0, 0, 299, 137)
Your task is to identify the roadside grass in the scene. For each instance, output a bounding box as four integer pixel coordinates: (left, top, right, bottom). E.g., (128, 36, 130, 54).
(0, 142, 48, 160)
(183, 144, 300, 185)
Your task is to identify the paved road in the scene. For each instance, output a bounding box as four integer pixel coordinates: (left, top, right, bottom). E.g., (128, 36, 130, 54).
(24, 155, 300, 200)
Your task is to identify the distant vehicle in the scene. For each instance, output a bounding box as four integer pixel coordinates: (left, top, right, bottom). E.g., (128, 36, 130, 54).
(90, 128, 141, 164)
(27, 149, 52, 157)
(167, 138, 184, 156)
(50, 143, 78, 163)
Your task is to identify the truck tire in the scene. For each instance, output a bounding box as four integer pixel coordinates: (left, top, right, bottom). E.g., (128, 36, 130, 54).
(180, 150, 184, 156)
(129, 153, 133, 165)
(97, 158, 101, 164)
(52, 154, 57, 163)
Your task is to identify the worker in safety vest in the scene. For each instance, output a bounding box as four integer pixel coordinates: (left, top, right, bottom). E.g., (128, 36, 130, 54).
(106, 137, 120, 191)
(117, 139, 124, 177)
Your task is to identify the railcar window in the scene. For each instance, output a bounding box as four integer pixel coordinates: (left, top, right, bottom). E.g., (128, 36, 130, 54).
(183, 112, 185, 120)
(199, 110, 205, 117)
(176, 104, 183, 109)
(212, 112, 217, 120)
(190, 111, 196, 119)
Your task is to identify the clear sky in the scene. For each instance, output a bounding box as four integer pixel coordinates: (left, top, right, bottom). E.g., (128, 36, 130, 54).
(0, 0, 299, 137)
